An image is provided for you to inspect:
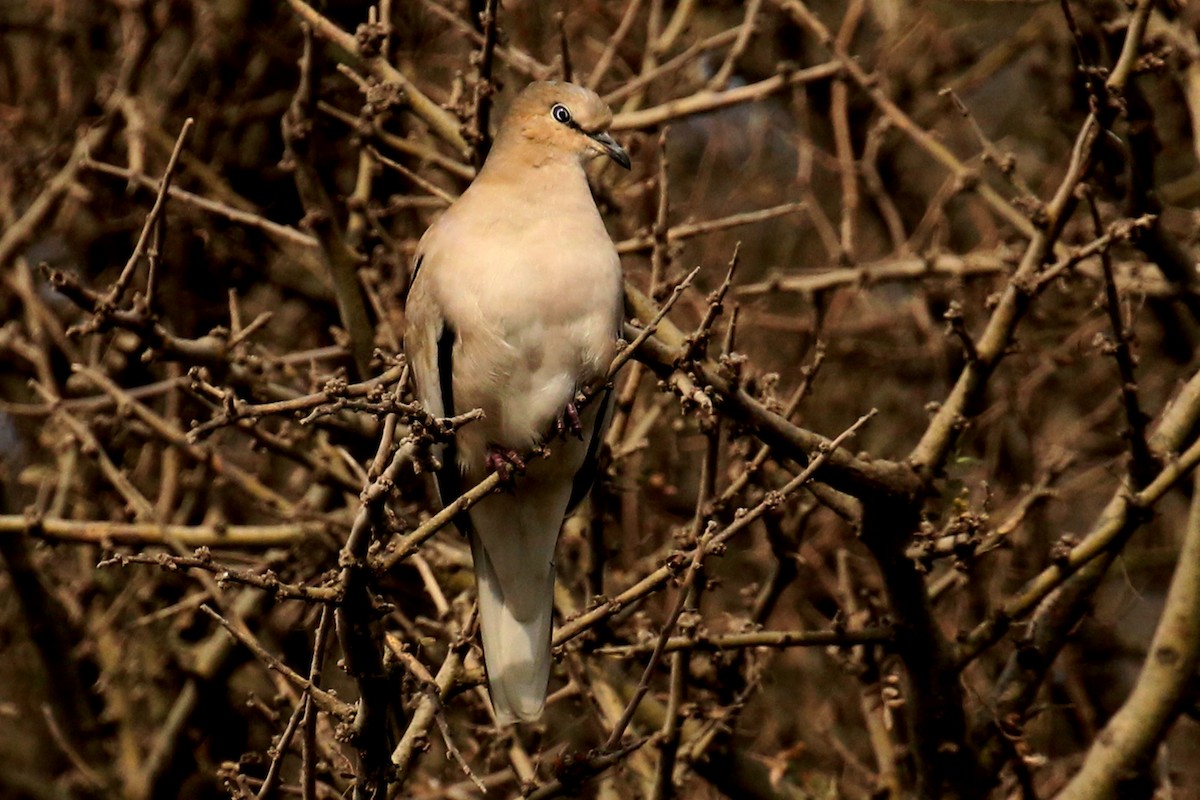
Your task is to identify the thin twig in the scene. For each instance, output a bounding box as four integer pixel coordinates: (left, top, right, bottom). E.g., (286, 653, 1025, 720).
(103, 117, 194, 307)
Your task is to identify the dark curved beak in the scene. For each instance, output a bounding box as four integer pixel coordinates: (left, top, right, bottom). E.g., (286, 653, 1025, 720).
(589, 131, 631, 170)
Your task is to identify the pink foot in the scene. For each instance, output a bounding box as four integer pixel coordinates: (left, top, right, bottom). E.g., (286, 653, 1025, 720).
(485, 447, 526, 479)
(554, 401, 583, 440)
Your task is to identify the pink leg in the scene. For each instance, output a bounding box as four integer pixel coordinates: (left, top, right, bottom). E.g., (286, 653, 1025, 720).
(485, 447, 526, 480)
(554, 401, 583, 440)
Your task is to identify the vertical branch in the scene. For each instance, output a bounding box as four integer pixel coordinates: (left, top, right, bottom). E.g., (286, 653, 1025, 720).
(653, 419, 718, 799)
(282, 26, 376, 380)
(860, 119, 909, 254)
(830, 0, 864, 261)
(337, 414, 412, 798)
(601, 532, 705, 751)
(602, 124, 675, 575)
(556, 11, 573, 82)
(301, 606, 335, 800)
(618, 0, 664, 113)
(155, 363, 183, 522)
(860, 496, 979, 798)
(1087, 192, 1155, 487)
(344, 149, 379, 256)
(838, 551, 903, 796)
(649, 128, 671, 298)
(469, 0, 500, 169)
(652, 581, 699, 800)
(103, 117, 193, 308)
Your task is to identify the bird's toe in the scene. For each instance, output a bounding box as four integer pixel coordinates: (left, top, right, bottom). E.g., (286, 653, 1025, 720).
(485, 447, 527, 480)
(554, 401, 584, 440)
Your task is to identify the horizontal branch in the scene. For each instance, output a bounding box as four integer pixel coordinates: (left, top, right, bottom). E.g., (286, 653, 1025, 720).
(84, 160, 318, 249)
(736, 246, 1173, 299)
(101, 552, 341, 603)
(594, 626, 893, 656)
(616, 203, 805, 255)
(188, 362, 408, 438)
(611, 61, 841, 131)
(624, 283, 923, 501)
(2, 516, 326, 548)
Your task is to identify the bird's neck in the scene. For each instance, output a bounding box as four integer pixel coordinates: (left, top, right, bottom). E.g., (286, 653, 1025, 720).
(474, 141, 593, 202)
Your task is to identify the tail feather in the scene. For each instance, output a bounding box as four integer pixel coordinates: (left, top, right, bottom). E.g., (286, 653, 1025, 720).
(470, 529, 555, 723)
(468, 480, 570, 724)
(462, 402, 606, 723)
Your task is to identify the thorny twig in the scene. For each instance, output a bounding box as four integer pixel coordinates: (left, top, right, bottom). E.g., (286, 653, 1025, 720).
(2, 2, 1193, 797)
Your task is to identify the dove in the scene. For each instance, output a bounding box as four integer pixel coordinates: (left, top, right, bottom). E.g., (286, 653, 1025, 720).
(404, 81, 630, 723)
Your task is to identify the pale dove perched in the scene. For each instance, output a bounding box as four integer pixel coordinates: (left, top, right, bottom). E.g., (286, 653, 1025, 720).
(404, 82, 630, 723)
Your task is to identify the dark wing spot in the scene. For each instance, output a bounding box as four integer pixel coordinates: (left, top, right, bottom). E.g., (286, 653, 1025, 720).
(403, 255, 425, 303)
(437, 322, 455, 418)
(566, 388, 612, 514)
(435, 323, 475, 538)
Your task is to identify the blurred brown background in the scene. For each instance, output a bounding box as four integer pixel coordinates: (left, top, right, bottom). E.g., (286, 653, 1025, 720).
(2, 1, 1200, 798)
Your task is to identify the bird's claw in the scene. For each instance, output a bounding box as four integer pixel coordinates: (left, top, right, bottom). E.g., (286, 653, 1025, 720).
(554, 401, 584, 440)
(485, 447, 527, 480)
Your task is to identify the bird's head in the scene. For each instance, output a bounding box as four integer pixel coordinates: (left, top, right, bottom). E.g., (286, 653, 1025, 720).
(493, 81, 631, 170)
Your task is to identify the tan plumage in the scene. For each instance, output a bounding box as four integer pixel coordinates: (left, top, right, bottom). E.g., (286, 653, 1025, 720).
(404, 82, 629, 724)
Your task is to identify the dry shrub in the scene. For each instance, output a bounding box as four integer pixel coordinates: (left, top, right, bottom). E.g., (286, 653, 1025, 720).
(2, 1, 1199, 798)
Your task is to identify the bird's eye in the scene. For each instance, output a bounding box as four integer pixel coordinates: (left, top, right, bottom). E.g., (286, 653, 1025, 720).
(551, 104, 572, 125)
